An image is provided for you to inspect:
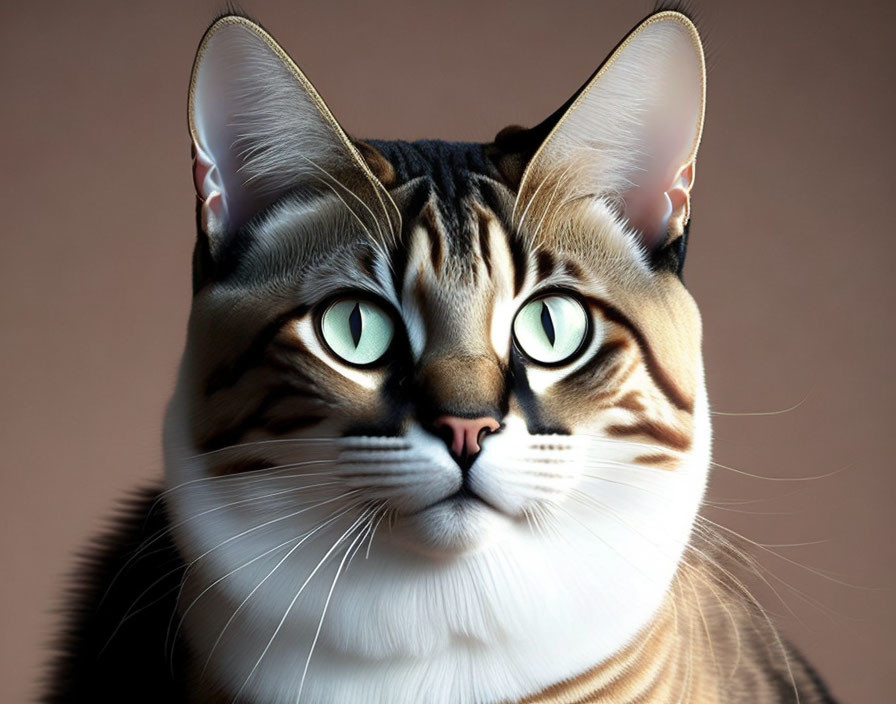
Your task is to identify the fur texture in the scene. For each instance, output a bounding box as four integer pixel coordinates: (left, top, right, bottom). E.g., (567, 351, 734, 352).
(45, 10, 838, 704)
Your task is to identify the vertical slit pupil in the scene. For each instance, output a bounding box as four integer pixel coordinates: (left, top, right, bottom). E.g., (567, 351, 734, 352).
(540, 301, 556, 347)
(349, 302, 363, 347)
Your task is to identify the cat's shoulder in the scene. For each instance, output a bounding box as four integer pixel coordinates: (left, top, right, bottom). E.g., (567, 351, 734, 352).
(41, 486, 191, 702)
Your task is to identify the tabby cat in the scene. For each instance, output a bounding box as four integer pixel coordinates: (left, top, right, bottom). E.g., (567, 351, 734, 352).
(46, 9, 838, 703)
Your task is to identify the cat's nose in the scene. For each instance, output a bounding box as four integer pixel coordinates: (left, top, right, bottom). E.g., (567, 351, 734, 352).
(432, 415, 501, 469)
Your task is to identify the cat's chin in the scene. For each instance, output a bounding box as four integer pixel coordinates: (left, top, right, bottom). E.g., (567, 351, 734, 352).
(391, 495, 512, 557)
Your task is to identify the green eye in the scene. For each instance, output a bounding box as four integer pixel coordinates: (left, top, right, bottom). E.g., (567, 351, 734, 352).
(320, 298, 394, 366)
(513, 294, 588, 365)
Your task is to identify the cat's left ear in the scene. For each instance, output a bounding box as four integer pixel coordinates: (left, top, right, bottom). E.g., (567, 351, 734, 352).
(517, 11, 706, 252)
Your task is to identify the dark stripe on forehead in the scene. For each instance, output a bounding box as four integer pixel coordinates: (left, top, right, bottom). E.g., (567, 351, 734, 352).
(366, 140, 498, 200)
(370, 144, 528, 299)
(357, 249, 378, 280)
(536, 250, 556, 281)
(510, 236, 528, 296)
(563, 257, 586, 280)
(474, 178, 529, 296)
(475, 207, 493, 277)
(369, 140, 514, 269)
(420, 202, 444, 273)
(388, 182, 430, 299)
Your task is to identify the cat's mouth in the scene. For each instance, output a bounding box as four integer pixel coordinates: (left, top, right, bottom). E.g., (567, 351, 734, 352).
(414, 487, 504, 516)
(395, 484, 513, 555)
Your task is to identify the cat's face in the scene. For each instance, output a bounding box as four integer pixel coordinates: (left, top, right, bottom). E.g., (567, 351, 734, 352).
(165, 12, 710, 702)
(177, 166, 705, 555)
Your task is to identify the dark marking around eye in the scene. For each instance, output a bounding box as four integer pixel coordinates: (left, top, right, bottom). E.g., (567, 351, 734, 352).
(349, 303, 362, 347)
(586, 297, 693, 412)
(203, 304, 310, 396)
(540, 302, 556, 346)
(198, 382, 326, 453)
(508, 349, 570, 436)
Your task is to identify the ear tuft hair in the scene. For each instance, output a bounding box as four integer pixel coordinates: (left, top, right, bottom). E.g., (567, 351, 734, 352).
(188, 15, 393, 247)
(516, 11, 706, 256)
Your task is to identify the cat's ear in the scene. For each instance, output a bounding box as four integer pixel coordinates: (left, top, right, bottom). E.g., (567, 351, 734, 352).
(189, 15, 389, 242)
(517, 11, 706, 252)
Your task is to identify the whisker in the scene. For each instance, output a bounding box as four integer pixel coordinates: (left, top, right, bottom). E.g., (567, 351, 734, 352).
(578, 433, 689, 455)
(701, 505, 793, 516)
(710, 460, 848, 483)
(297, 152, 395, 251)
(145, 459, 339, 527)
(187, 437, 338, 460)
(365, 506, 389, 560)
(165, 531, 306, 670)
(297, 511, 376, 702)
(679, 561, 743, 679)
(689, 525, 811, 629)
(711, 397, 808, 417)
(111, 469, 342, 602)
(581, 472, 670, 498)
(197, 503, 361, 684)
(513, 171, 549, 232)
(694, 515, 872, 589)
(229, 509, 373, 702)
(681, 544, 802, 702)
(528, 163, 578, 245)
(553, 499, 659, 584)
(101, 491, 357, 655)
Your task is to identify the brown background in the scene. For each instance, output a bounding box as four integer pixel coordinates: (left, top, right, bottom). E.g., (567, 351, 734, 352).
(2, 0, 893, 701)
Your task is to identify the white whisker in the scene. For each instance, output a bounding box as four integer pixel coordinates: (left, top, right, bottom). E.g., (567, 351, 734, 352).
(297, 510, 376, 702)
(230, 509, 372, 702)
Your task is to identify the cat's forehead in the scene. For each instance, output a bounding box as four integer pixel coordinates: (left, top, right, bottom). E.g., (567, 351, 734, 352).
(366, 139, 499, 202)
(231, 141, 654, 315)
(225, 134, 692, 336)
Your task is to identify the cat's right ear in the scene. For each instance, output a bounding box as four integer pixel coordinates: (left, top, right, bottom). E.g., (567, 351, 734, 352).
(189, 15, 392, 250)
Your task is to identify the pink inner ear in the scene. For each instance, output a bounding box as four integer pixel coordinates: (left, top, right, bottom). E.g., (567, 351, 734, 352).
(666, 162, 695, 227)
(192, 142, 228, 236)
(624, 160, 695, 249)
(192, 147, 211, 200)
(192, 143, 220, 203)
(625, 187, 673, 250)
(517, 18, 704, 252)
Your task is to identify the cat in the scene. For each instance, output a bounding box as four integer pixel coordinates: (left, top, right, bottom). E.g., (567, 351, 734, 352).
(44, 8, 838, 704)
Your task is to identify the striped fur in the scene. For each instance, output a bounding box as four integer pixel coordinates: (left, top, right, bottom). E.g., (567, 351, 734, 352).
(46, 9, 836, 704)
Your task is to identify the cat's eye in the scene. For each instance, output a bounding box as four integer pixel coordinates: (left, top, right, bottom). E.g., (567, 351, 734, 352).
(513, 294, 588, 365)
(320, 298, 395, 367)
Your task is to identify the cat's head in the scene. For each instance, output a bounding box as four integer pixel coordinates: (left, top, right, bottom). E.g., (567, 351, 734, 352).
(164, 11, 710, 695)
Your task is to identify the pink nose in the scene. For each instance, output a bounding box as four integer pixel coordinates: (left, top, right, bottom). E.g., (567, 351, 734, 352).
(433, 415, 501, 461)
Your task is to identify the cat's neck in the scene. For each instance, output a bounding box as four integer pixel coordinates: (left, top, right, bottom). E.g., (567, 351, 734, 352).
(519, 576, 709, 703)
(184, 552, 826, 704)
(517, 553, 820, 704)
(186, 572, 709, 704)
